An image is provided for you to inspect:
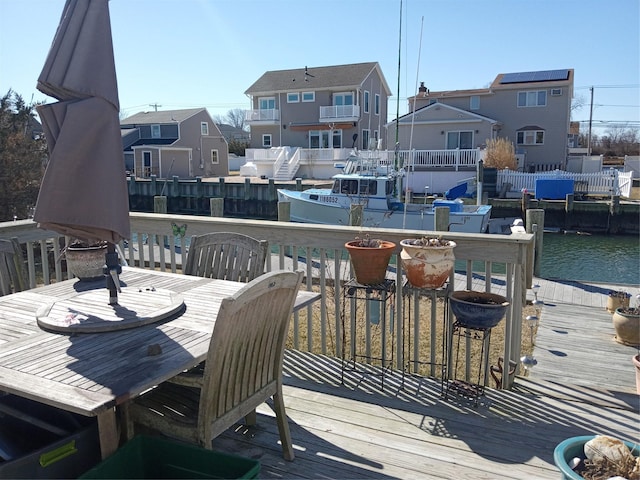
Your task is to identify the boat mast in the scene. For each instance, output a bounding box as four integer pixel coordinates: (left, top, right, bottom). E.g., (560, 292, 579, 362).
(394, 0, 403, 200)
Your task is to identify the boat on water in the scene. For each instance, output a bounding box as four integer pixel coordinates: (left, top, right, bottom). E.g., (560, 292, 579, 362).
(277, 154, 492, 233)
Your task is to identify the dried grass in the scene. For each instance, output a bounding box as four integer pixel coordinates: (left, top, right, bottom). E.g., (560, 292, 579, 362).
(484, 137, 517, 170)
(288, 288, 537, 384)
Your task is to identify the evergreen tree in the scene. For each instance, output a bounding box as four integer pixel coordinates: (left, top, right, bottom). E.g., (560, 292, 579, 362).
(0, 90, 46, 221)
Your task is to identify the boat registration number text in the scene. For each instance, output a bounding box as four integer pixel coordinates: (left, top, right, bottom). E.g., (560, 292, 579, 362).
(319, 196, 338, 203)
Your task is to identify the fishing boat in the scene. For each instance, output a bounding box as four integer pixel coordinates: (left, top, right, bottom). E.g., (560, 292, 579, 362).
(277, 154, 492, 233)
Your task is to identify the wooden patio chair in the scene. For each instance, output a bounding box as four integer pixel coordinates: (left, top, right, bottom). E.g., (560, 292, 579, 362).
(0, 238, 27, 296)
(122, 270, 303, 461)
(183, 232, 268, 282)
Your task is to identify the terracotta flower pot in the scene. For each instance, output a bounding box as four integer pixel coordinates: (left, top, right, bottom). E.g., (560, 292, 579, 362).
(612, 307, 640, 347)
(345, 240, 395, 285)
(400, 239, 456, 289)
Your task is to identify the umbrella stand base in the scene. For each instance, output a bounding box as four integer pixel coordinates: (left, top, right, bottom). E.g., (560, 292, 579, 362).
(35, 287, 184, 333)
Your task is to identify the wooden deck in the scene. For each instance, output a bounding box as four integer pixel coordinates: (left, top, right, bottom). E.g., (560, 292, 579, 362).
(208, 277, 639, 479)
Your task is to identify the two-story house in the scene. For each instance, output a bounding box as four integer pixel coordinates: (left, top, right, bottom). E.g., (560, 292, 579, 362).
(245, 62, 392, 152)
(121, 108, 229, 178)
(391, 69, 574, 171)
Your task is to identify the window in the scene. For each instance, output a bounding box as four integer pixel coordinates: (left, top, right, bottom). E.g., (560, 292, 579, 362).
(470, 96, 480, 110)
(287, 92, 299, 103)
(201, 122, 209, 136)
(309, 130, 329, 148)
(550, 88, 562, 96)
(259, 97, 275, 110)
(302, 91, 315, 102)
(151, 125, 161, 139)
(517, 90, 547, 107)
(262, 134, 272, 148)
(210, 149, 219, 164)
(362, 129, 370, 150)
(142, 150, 152, 177)
(446, 131, 473, 149)
(334, 92, 354, 106)
(363, 90, 370, 113)
(332, 129, 342, 148)
(375, 94, 380, 115)
(517, 130, 545, 145)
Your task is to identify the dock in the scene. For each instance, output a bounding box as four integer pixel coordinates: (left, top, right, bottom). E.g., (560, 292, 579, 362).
(210, 276, 638, 479)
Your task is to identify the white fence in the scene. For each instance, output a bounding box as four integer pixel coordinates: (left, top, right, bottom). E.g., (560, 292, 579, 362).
(497, 169, 633, 198)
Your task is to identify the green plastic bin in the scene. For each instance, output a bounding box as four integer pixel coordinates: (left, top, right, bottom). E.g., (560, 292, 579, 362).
(79, 435, 260, 479)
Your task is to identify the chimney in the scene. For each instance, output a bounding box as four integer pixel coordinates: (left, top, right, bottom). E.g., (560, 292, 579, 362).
(418, 82, 427, 94)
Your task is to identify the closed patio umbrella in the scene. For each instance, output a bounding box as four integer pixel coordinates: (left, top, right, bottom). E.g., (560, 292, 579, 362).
(34, 0, 130, 303)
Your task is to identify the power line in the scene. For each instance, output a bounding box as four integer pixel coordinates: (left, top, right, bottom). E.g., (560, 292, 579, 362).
(575, 84, 640, 90)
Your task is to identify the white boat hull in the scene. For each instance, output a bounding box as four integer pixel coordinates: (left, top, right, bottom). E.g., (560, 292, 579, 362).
(277, 189, 491, 233)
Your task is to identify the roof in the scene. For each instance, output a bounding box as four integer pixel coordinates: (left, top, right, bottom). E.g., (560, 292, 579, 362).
(244, 62, 392, 96)
(390, 102, 499, 126)
(416, 68, 574, 99)
(120, 108, 205, 125)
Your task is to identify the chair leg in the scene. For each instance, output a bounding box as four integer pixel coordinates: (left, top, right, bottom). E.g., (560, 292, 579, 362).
(272, 389, 294, 461)
(244, 409, 257, 426)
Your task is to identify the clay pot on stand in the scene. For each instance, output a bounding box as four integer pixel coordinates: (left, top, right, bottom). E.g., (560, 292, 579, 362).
(400, 238, 456, 289)
(345, 238, 395, 285)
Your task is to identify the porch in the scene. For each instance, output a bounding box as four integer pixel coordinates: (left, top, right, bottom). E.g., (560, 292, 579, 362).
(2, 215, 637, 478)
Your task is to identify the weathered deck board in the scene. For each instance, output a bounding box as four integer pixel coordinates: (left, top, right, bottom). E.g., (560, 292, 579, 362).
(204, 277, 639, 479)
(212, 349, 637, 480)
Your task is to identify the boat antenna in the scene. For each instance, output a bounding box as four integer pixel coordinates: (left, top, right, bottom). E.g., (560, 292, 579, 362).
(394, 0, 402, 200)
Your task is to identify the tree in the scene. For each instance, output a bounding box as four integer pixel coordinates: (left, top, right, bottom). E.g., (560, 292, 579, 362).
(0, 90, 47, 221)
(225, 108, 247, 131)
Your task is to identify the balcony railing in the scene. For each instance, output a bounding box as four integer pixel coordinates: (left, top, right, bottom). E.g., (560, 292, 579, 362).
(2, 214, 533, 389)
(319, 105, 360, 122)
(245, 109, 280, 123)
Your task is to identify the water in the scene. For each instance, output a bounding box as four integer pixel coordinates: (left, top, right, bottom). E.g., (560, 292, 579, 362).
(539, 232, 639, 285)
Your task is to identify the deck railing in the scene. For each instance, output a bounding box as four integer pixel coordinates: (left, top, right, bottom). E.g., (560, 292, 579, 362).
(1, 215, 533, 389)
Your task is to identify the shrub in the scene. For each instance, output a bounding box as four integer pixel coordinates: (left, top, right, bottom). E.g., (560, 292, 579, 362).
(484, 137, 516, 170)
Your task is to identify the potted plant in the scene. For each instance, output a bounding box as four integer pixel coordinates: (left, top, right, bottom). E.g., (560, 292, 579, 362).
(64, 240, 108, 281)
(449, 290, 510, 329)
(612, 304, 640, 347)
(553, 435, 638, 480)
(607, 290, 631, 313)
(345, 234, 395, 285)
(399, 236, 456, 289)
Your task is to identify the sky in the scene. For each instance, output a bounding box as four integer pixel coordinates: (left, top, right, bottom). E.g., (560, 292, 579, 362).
(1, 0, 639, 135)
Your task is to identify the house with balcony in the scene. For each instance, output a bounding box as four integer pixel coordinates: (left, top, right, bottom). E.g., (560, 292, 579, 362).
(392, 69, 574, 172)
(244, 62, 392, 157)
(121, 108, 229, 179)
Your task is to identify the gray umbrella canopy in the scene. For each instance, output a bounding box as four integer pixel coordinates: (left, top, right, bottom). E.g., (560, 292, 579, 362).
(34, 0, 130, 245)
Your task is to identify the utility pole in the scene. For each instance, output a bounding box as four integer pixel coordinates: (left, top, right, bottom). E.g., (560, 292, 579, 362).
(587, 87, 594, 156)
(149, 103, 162, 112)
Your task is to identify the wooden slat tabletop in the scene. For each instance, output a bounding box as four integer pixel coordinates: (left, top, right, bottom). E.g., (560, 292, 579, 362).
(0, 267, 316, 418)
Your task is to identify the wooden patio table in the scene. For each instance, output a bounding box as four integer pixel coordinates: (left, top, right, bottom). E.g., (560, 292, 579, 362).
(0, 266, 318, 459)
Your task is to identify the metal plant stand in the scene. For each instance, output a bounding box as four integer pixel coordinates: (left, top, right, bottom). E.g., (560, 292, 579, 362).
(444, 321, 493, 407)
(402, 281, 451, 391)
(341, 279, 396, 390)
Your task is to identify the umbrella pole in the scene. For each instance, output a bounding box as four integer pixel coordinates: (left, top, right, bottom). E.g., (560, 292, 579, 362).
(105, 242, 122, 305)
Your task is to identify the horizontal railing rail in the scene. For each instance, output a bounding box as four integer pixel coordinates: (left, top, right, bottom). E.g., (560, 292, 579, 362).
(1, 215, 533, 389)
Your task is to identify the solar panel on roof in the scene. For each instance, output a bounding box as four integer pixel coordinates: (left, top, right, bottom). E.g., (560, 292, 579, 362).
(500, 69, 569, 84)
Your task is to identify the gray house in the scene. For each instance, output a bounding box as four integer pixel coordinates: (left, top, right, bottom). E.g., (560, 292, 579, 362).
(245, 62, 392, 151)
(121, 108, 229, 179)
(391, 69, 574, 171)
